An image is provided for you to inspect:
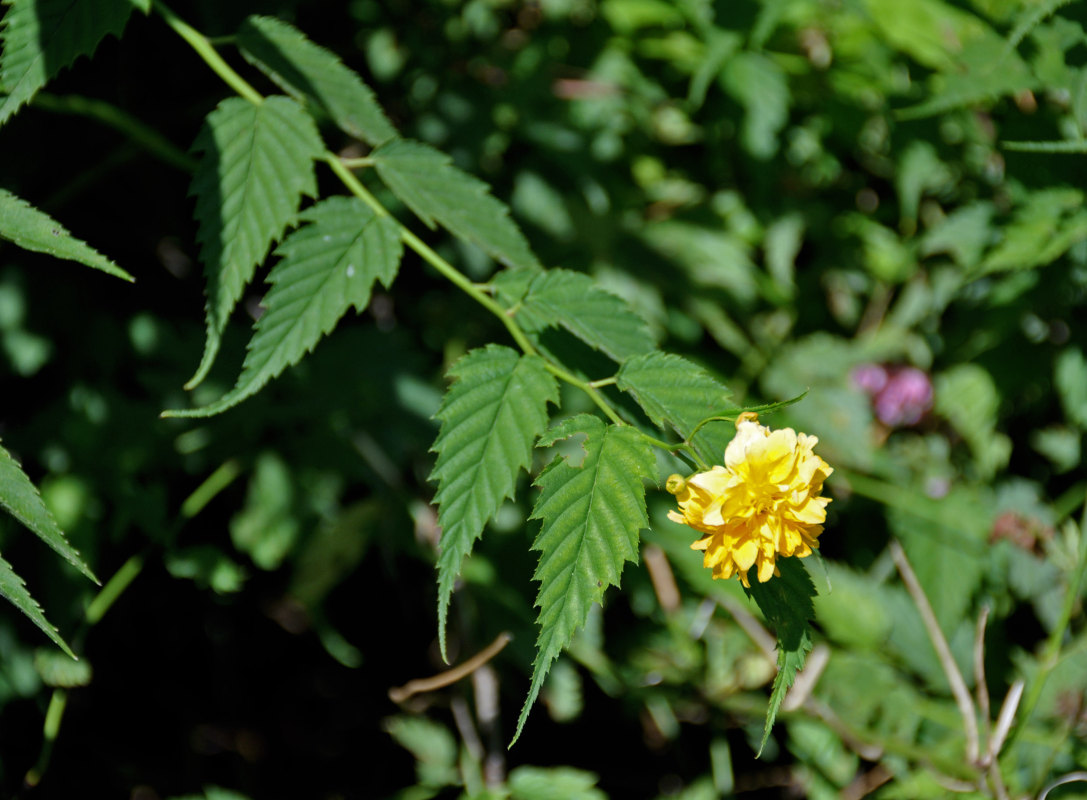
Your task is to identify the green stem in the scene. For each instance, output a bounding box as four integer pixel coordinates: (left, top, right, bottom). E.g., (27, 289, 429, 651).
(84, 555, 145, 626)
(153, 0, 264, 105)
(24, 690, 67, 787)
(326, 154, 542, 360)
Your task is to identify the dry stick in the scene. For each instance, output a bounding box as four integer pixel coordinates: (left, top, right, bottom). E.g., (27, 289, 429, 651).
(889, 540, 980, 766)
(974, 605, 993, 762)
(643, 545, 681, 613)
(389, 632, 512, 703)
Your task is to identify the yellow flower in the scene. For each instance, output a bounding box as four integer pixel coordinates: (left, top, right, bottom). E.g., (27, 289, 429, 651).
(666, 412, 832, 587)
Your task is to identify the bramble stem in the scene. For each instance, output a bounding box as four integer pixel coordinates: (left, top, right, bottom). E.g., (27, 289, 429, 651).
(153, 1, 264, 105)
(155, 6, 683, 442)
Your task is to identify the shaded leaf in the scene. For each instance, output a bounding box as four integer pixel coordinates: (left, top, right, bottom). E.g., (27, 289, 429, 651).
(430, 345, 558, 660)
(187, 95, 323, 388)
(164, 197, 401, 417)
(514, 415, 655, 744)
(372, 138, 540, 271)
(0, 189, 132, 280)
(616, 351, 733, 464)
(0, 552, 74, 657)
(494, 269, 656, 363)
(0, 439, 96, 582)
(0, 0, 144, 126)
(237, 15, 396, 146)
(744, 557, 816, 755)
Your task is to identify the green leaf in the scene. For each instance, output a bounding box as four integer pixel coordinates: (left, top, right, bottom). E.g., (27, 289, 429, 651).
(429, 345, 558, 660)
(187, 95, 323, 389)
(513, 415, 656, 745)
(744, 557, 816, 756)
(616, 351, 733, 464)
(0, 0, 144, 126)
(372, 138, 541, 271)
(979, 189, 1087, 275)
(493, 269, 656, 363)
(1055, 347, 1087, 430)
(33, 647, 92, 686)
(384, 715, 459, 789)
(0, 439, 96, 582)
(721, 51, 789, 160)
(237, 15, 397, 147)
(508, 766, 607, 800)
(0, 552, 74, 658)
(163, 197, 401, 417)
(0, 189, 133, 281)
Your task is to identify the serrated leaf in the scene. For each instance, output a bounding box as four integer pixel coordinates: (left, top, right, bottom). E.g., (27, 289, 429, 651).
(616, 351, 733, 463)
(187, 95, 323, 388)
(0, 553, 74, 657)
(513, 415, 655, 744)
(0, 0, 143, 126)
(163, 197, 401, 418)
(494, 269, 655, 363)
(744, 557, 816, 756)
(0, 440, 96, 582)
(429, 345, 557, 660)
(237, 15, 396, 147)
(0, 189, 133, 280)
(372, 139, 540, 271)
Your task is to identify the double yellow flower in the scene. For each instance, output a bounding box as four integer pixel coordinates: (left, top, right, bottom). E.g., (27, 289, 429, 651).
(666, 413, 833, 586)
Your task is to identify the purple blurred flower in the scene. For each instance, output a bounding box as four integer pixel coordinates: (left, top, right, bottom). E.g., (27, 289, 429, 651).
(851, 363, 888, 395)
(852, 363, 934, 427)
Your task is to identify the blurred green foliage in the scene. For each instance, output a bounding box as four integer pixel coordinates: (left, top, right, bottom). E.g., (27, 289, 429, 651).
(2, 0, 1087, 797)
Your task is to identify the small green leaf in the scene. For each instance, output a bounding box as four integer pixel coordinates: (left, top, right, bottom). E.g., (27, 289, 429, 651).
(0, 440, 96, 582)
(163, 197, 401, 417)
(34, 648, 92, 687)
(616, 351, 733, 463)
(513, 415, 656, 745)
(0, 553, 74, 658)
(384, 715, 459, 789)
(430, 345, 558, 660)
(0, 0, 142, 126)
(0, 189, 133, 280)
(187, 95, 323, 388)
(237, 15, 397, 146)
(508, 766, 607, 800)
(1056, 347, 1087, 430)
(744, 557, 816, 756)
(372, 138, 541, 271)
(494, 269, 656, 363)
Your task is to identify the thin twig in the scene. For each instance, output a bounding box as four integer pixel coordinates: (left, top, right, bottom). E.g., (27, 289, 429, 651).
(890, 540, 979, 765)
(1039, 772, 1087, 800)
(988, 680, 1025, 762)
(389, 632, 512, 703)
(644, 545, 681, 613)
(975, 605, 992, 761)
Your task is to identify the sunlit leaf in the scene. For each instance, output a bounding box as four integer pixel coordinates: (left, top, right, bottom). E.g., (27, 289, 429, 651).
(164, 197, 401, 417)
(0, 440, 96, 583)
(616, 351, 733, 464)
(372, 138, 540, 271)
(237, 15, 397, 146)
(187, 95, 323, 388)
(0, 189, 132, 280)
(494, 268, 656, 363)
(514, 415, 656, 744)
(430, 345, 558, 660)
